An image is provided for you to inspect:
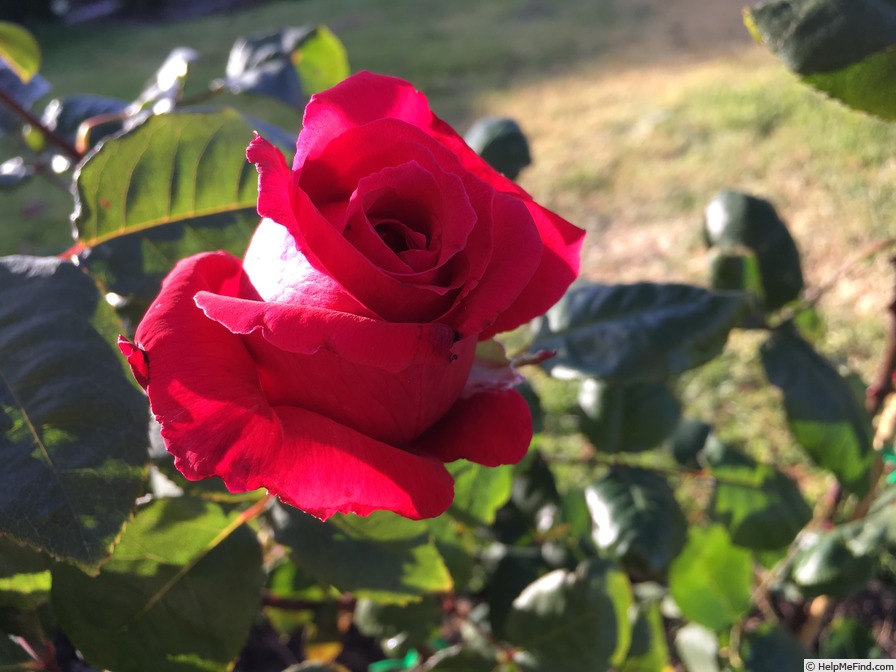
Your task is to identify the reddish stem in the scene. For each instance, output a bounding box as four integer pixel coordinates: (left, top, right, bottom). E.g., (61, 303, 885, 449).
(0, 85, 82, 162)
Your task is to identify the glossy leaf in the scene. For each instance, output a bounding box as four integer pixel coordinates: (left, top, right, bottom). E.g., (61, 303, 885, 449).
(425, 646, 496, 672)
(293, 25, 350, 95)
(578, 378, 681, 454)
(79, 209, 259, 330)
(353, 597, 441, 651)
(668, 525, 753, 631)
(272, 505, 452, 604)
(708, 251, 763, 304)
(789, 531, 874, 599)
(52, 497, 265, 672)
(585, 467, 687, 580)
(706, 439, 812, 550)
(225, 26, 348, 107)
(531, 282, 745, 382)
(464, 117, 531, 180)
(740, 624, 807, 672)
(0, 63, 50, 134)
(761, 327, 874, 495)
(674, 623, 720, 672)
(0, 256, 147, 572)
(669, 418, 711, 468)
(504, 558, 633, 672)
(704, 190, 803, 311)
(484, 545, 548, 638)
(0, 22, 39, 83)
(447, 461, 513, 527)
(618, 601, 671, 672)
(0, 536, 50, 611)
(820, 617, 883, 659)
(746, 0, 896, 119)
(73, 108, 276, 247)
(41, 94, 128, 147)
(131, 48, 198, 115)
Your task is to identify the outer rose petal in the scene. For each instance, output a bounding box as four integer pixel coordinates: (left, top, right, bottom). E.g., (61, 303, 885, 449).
(413, 387, 533, 467)
(126, 251, 454, 520)
(295, 71, 435, 167)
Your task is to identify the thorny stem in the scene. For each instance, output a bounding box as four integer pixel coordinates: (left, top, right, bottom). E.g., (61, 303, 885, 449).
(0, 85, 81, 162)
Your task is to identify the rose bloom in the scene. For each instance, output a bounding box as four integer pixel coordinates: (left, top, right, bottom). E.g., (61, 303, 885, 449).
(120, 71, 584, 520)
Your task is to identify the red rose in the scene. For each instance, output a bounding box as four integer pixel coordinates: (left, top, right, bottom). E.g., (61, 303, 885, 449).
(120, 71, 584, 520)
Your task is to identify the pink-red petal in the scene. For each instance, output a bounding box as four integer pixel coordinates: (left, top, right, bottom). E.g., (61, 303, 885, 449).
(413, 387, 532, 467)
(132, 251, 455, 520)
(194, 290, 459, 372)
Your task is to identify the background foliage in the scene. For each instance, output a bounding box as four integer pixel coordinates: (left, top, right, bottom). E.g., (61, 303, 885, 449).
(2, 1, 896, 670)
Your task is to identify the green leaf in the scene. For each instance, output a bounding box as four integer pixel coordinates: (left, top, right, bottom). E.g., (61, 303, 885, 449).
(708, 251, 764, 304)
(464, 117, 531, 180)
(353, 597, 441, 652)
(789, 530, 874, 598)
(504, 558, 633, 672)
(425, 646, 497, 672)
(41, 94, 128, 148)
(0, 537, 50, 611)
(585, 467, 687, 580)
(447, 461, 513, 527)
(531, 282, 745, 382)
(746, 0, 896, 119)
(80, 209, 259, 330)
(577, 378, 681, 454)
(73, 108, 277, 248)
(0, 256, 148, 573)
(426, 516, 477, 591)
(272, 505, 452, 604)
(618, 601, 671, 672)
(0, 64, 50, 135)
(294, 25, 350, 96)
(484, 545, 549, 639)
(130, 48, 198, 115)
(669, 419, 711, 468)
(703, 190, 803, 311)
(820, 616, 883, 659)
(225, 26, 349, 107)
(740, 623, 807, 672)
(0, 22, 39, 83)
(706, 439, 812, 551)
(52, 497, 265, 672)
(668, 525, 753, 631)
(673, 623, 720, 672)
(761, 327, 874, 496)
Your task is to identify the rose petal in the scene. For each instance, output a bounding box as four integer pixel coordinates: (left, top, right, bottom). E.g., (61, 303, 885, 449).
(480, 203, 585, 338)
(135, 251, 455, 520)
(295, 71, 435, 167)
(413, 387, 533, 467)
(242, 218, 374, 317)
(194, 290, 459, 372)
(234, 405, 455, 520)
(444, 192, 543, 337)
(246, 135, 298, 235)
